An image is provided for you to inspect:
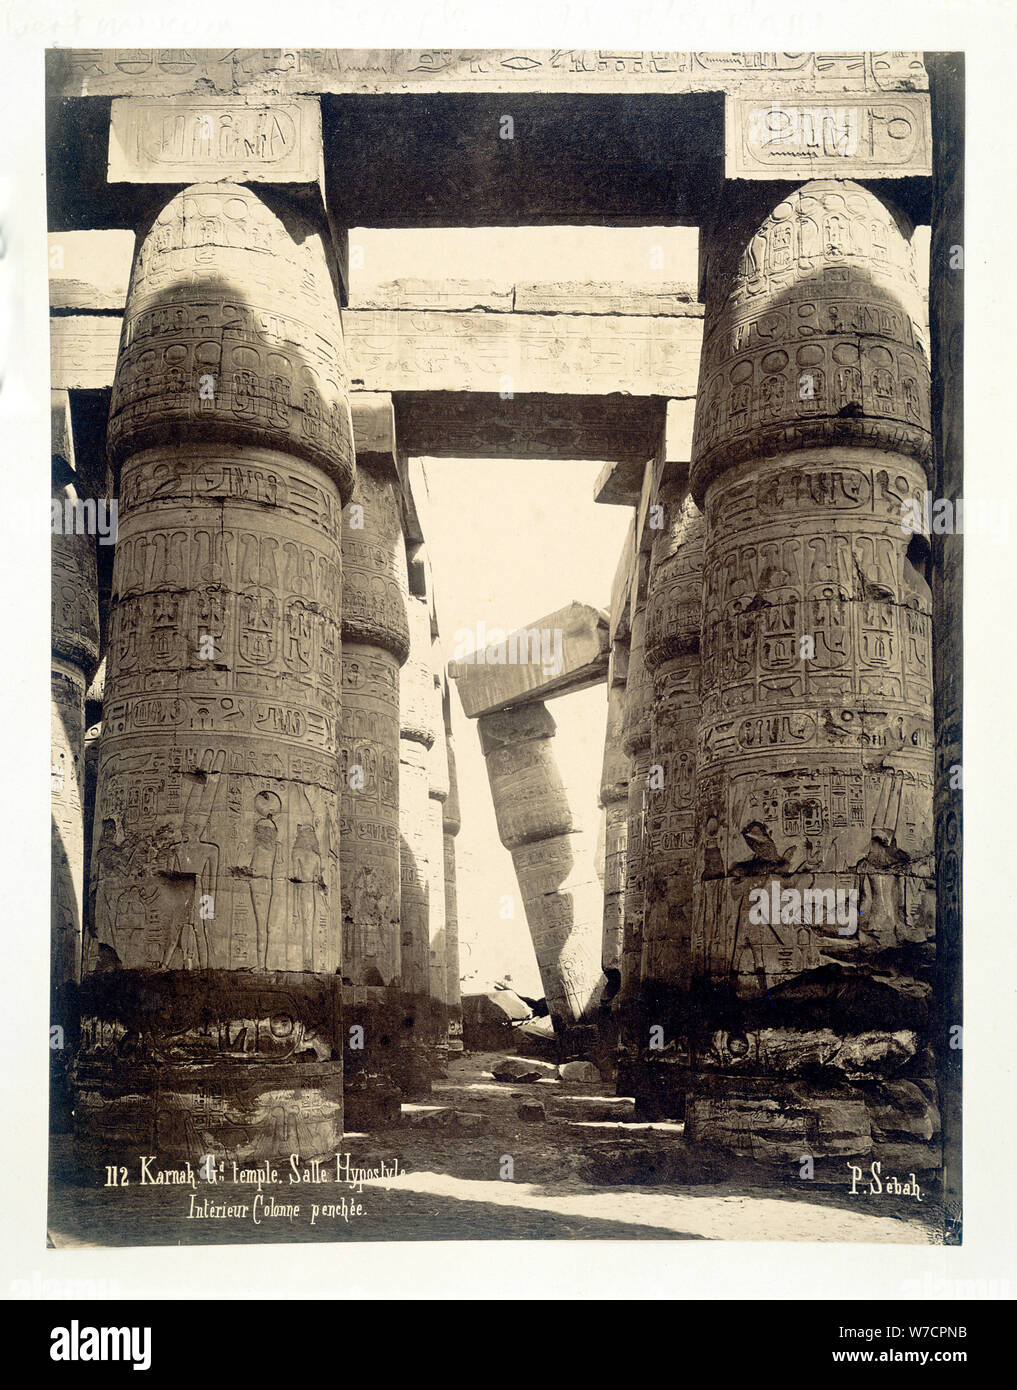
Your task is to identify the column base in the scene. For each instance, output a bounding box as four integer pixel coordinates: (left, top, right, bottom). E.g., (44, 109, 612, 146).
(73, 1058, 343, 1164)
(685, 1072, 943, 1175)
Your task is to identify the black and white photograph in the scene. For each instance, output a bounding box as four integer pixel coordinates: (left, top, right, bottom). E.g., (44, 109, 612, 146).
(0, 0, 1014, 1349)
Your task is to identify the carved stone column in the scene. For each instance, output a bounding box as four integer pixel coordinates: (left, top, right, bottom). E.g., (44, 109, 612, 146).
(928, 53, 964, 1239)
(615, 586, 651, 1089)
(443, 737, 464, 1054)
(687, 180, 936, 1171)
(51, 392, 100, 1128)
(339, 414, 410, 1125)
(637, 478, 704, 1118)
(598, 654, 629, 1001)
(77, 184, 355, 1162)
(398, 594, 439, 1091)
(477, 702, 604, 1048)
(426, 665, 450, 1079)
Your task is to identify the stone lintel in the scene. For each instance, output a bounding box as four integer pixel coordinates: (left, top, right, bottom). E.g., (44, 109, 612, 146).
(397, 392, 664, 466)
(512, 282, 702, 316)
(353, 279, 513, 312)
(48, 51, 928, 102)
(451, 602, 610, 718)
(348, 308, 702, 397)
(724, 91, 932, 180)
(108, 95, 324, 186)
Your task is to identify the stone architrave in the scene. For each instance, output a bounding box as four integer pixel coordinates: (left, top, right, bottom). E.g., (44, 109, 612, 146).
(637, 478, 705, 1118)
(78, 183, 355, 1162)
(443, 737, 464, 1053)
(339, 403, 410, 1122)
(687, 180, 936, 1169)
(51, 391, 101, 1128)
(449, 601, 609, 718)
(928, 53, 963, 1239)
(477, 703, 604, 1044)
(398, 594, 440, 1090)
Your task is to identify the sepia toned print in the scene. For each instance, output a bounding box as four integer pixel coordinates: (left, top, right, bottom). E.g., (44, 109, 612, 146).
(46, 48, 962, 1247)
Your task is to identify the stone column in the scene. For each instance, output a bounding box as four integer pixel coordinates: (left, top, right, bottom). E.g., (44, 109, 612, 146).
(339, 410, 410, 1126)
(928, 53, 964, 1239)
(687, 180, 937, 1170)
(398, 594, 439, 1092)
(477, 702, 604, 1049)
(426, 662, 450, 1078)
(598, 651, 629, 1001)
(77, 184, 355, 1162)
(51, 391, 100, 1128)
(637, 478, 704, 1118)
(443, 737, 464, 1054)
(614, 583, 652, 1089)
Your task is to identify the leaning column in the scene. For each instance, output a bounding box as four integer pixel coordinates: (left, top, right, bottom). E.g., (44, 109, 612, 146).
(340, 396, 410, 1126)
(76, 184, 355, 1162)
(687, 180, 937, 1170)
(478, 702, 604, 1051)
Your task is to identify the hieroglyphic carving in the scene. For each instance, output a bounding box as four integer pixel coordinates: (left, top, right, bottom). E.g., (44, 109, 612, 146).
(107, 185, 354, 491)
(618, 593, 652, 1006)
(686, 179, 936, 1166)
(339, 459, 409, 989)
(393, 393, 666, 466)
(348, 310, 702, 398)
(642, 482, 704, 1001)
(80, 183, 354, 1161)
(477, 704, 604, 1031)
(50, 50, 927, 100)
(725, 94, 931, 179)
(598, 668, 630, 987)
(108, 97, 322, 184)
(692, 182, 932, 497)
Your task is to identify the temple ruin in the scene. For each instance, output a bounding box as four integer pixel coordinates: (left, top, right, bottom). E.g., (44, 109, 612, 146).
(47, 49, 962, 1231)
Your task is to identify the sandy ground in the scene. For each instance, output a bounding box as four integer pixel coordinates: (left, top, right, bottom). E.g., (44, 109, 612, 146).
(48, 1052, 943, 1246)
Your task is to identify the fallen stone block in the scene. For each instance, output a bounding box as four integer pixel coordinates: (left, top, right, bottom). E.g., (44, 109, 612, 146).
(492, 1056, 559, 1083)
(517, 1101, 546, 1122)
(559, 1060, 602, 1083)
